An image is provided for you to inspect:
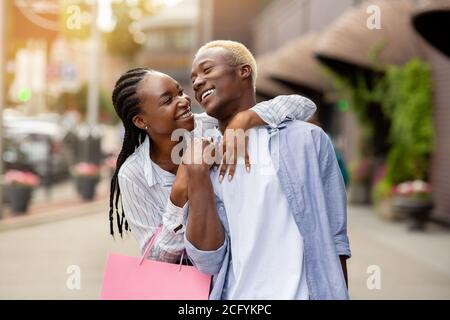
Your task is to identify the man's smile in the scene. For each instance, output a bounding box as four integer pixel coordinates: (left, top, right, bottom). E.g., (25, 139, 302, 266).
(200, 88, 215, 103)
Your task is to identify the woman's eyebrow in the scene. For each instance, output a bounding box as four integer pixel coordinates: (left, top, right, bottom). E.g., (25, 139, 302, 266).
(159, 91, 172, 99)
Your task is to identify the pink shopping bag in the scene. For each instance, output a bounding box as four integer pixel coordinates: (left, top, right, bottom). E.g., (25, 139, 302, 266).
(100, 227, 211, 300)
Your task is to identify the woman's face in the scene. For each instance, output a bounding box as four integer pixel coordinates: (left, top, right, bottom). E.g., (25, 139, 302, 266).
(133, 71, 195, 136)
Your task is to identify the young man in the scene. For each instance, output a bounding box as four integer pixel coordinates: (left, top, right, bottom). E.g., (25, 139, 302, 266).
(184, 40, 351, 300)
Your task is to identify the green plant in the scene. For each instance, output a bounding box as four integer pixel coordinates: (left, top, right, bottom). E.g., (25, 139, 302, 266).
(323, 56, 434, 202)
(322, 66, 388, 159)
(379, 59, 434, 185)
(372, 178, 393, 204)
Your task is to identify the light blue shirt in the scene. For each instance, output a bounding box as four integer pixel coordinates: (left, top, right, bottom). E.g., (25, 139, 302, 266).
(210, 127, 309, 299)
(184, 120, 351, 300)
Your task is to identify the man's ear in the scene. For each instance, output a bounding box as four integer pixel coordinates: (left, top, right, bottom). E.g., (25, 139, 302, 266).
(239, 64, 252, 80)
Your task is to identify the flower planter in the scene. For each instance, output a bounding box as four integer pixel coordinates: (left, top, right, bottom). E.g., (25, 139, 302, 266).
(349, 182, 371, 204)
(75, 176, 100, 201)
(374, 197, 407, 221)
(6, 185, 33, 214)
(392, 196, 433, 231)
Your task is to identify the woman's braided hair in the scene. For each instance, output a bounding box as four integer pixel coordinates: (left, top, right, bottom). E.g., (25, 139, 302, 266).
(110, 67, 151, 238)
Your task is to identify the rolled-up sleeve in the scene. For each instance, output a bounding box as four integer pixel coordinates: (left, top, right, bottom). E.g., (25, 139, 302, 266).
(250, 95, 317, 128)
(184, 233, 228, 275)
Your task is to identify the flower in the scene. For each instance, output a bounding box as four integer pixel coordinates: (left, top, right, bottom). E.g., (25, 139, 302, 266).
(393, 180, 432, 198)
(351, 158, 375, 184)
(104, 155, 117, 170)
(4, 170, 40, 187)
(72, 162, 101, 177)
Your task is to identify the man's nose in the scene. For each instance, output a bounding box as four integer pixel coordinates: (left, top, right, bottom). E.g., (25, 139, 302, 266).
(192, 76, 205, 91)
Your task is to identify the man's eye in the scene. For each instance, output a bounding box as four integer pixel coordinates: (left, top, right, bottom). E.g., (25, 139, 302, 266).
(163, 97, 172, 104)
(204, 67, 212, 74)
(178, 89, 184, 96)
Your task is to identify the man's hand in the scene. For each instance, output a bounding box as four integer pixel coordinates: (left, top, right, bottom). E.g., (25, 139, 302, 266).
(170, 163, 189, 208)
(183, 137, 216, 174)
(184, 138, 225, 251)
(340, 255, 349, 288)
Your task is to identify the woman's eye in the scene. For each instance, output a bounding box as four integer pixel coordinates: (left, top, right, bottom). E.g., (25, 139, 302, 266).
(164, 97, 172, 104)
(204, 67, 212, 74)
(178, 90, 184, 96)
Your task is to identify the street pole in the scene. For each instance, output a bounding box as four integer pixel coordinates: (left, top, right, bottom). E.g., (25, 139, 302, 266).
(84, 0, 101, 164)
(0, 0, 6, 218)
(87, 0, 100, 129)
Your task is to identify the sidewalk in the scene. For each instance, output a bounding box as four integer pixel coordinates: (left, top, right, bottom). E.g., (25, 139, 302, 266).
(0, 202, 449, 299)
(347, 205, 450, 299)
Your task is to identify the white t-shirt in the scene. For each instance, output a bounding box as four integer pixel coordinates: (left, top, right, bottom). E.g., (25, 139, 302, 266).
(210, 127, 309, 300)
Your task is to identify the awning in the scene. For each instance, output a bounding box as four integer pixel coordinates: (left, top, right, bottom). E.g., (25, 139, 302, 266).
(315, 0, 425, 75)
(256, 55, 297, 98)
(412, 1, 450, 58)
(265, 32, 331, 95)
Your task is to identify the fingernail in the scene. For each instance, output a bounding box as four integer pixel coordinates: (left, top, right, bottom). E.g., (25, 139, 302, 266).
(228, 175, 232, 181)
(219, 175, 224, 183)
(246, 165, 251, 173)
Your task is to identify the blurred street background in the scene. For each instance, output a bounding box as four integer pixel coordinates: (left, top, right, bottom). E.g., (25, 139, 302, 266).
(0, 0, 449, 299)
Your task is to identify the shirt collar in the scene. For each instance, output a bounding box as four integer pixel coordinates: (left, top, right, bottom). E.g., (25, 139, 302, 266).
(140, 135, 175, 188)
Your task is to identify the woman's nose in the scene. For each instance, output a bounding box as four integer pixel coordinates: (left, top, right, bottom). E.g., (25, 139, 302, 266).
(177, 94, 191, 106)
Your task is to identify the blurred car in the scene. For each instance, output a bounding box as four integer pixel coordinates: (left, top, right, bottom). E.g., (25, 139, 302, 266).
(2, 113, 72, 186)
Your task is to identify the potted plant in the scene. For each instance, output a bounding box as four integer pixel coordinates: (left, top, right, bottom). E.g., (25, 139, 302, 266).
(4, 170, 40, 214)
(392, 180, 433, 231)
(72, 162, 101, 201)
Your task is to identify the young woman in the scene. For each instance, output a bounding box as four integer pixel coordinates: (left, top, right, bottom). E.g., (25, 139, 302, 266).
(109, 67, 316, 263)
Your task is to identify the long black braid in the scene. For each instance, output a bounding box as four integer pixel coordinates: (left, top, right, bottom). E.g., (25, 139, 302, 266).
(110, 68, 152, 238)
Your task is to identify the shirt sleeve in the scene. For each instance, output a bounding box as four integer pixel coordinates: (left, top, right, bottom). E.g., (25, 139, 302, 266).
(318, 131, 351, 258)
(118, 174, 186, 263)
(193, 112, 219, 138)
(250, 95, 317, 128)
(184, 233, 228, 275)
(182, 198, 229, 275)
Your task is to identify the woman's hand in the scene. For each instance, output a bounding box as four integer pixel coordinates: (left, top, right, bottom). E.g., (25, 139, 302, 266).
(218, 109, 266, 182)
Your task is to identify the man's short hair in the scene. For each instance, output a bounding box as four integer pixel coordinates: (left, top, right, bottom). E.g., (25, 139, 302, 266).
(196, 40, 258, 91)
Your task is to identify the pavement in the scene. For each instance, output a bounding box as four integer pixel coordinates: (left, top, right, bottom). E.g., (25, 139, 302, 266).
(0, 198, 449, 299)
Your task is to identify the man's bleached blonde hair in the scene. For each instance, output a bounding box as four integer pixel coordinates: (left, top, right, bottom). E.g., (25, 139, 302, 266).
(196, 40, 258, 91)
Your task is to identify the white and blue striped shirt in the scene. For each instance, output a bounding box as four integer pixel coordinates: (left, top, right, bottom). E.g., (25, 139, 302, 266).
(118, 95, 317, 262)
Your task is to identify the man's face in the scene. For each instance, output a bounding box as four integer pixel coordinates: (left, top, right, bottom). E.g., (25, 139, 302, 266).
(191, 47, 243, 120)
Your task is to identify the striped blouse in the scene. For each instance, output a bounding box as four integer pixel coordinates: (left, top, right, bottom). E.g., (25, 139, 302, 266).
(117, 95, 317, 262)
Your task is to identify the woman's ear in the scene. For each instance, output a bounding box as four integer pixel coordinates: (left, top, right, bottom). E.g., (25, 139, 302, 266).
(132, 115, 148, 130)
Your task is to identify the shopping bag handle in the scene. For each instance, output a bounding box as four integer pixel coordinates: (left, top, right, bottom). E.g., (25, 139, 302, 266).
(138, 225, 185, 271)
